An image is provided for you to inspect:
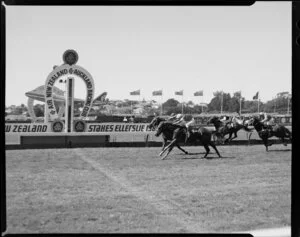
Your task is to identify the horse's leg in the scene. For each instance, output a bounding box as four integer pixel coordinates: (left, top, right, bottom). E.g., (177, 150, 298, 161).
(281, 137, 287, 146)
(262, 138, 271, 151)
(247, 132, 252, 145)
(162, 144, 175, 160)
(203, 144, 210, 158)
(232, 131, 238, 141)
(159, 139, 168, 156)
(228, 131, 238, 143)
(224, 133, 231, 143)
(209, 141, 222, 158)
(176, 144, 189, 154)
(160, 139, 177, 156)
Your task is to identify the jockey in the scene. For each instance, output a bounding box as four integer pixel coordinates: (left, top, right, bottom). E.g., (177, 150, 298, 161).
(167, 113, 177, 122)
(261, 113, 275, 130)
(258, 112, 265, 121)
(220, 115, 233, 128)
(172, 114, 195, 143)
(231, 112, 243, 126)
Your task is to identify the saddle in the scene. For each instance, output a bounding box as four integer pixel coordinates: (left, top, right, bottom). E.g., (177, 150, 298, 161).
(262, 123, 275, 131)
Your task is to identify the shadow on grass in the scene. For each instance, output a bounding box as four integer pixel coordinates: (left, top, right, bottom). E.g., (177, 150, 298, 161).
(267, 149, 292, 152)
(176, 154, 236, 160)
(178, 152, 206, 155)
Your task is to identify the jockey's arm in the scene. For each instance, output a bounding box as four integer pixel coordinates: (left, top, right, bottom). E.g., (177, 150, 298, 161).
(173, 116, 184, 124)
(168, 115, 176, 121)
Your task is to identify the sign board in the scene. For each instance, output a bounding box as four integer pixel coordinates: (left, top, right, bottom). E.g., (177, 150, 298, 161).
(5, 123, 155, 134)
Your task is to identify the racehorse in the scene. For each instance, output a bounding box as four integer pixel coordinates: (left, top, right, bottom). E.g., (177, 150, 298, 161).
(155, 122, 222, 159)
(207, 116, 253, 144)
(149, 116, 189, 155)
(249, 116, 292, 151)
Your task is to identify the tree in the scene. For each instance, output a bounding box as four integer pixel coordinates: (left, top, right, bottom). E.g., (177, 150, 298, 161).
(34, 105, 44, 117)
(208, 91, 231, 113)
(162, 98, 181, 114)
(163, 98, 180, 108)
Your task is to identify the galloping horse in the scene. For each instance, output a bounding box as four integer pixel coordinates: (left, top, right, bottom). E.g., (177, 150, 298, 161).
(155, 122, 222, 159)
(249, 116, 292, 151)
(207, 116, 253, 144)
(149, 116, 189, 155)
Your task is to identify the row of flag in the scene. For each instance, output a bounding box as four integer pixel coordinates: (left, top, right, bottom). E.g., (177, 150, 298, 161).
(130, 90, 290, 100)
(130, 90, 203, 96)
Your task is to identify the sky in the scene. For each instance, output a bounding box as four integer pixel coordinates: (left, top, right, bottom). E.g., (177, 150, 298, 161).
(5, 2, 291, 106)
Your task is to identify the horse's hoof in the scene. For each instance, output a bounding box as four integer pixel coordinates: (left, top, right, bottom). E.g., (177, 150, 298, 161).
(159, 152, 163, 156)
(185, 152, 189, 154)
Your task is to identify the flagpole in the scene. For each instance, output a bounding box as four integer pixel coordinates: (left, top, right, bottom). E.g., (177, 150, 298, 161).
(257, 92, 260, 113)
(239, 98, 242, 115)
(161, 90, 163, 116)
(273, 96, 276, 113)
(139, 89, 141, 103)
(239, 91, 242, 115)
(220, 91, 223, 114)
(287, 95, 290, 114)
(201, 94, 203, 114)
(181, 93, 184, 114)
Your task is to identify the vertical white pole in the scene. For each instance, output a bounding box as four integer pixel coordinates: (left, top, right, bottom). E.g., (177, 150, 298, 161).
(161, 92, 163, 116)
(181, 93, 184, 114)
(239, 98, 242, 115)
(220, 91, 223, 114)
(44, 104, 49, 123)
(287, 96, 290, 114)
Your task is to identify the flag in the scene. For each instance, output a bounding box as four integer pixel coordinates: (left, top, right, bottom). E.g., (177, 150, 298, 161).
(130, 89, 140, 96)
(175, 90, 183, 96)
(152, 90, 163, 96)
(194, 90, 203, 96)
(253, 91, 259, 100)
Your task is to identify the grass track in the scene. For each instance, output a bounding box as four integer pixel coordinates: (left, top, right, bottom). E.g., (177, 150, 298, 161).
(6, 144, 291, 233)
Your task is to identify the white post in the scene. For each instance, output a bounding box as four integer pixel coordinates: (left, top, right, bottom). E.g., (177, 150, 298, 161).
(160, 93, 163, 116)
(239, 97, 242, 115)
(44, 103, 49, 123)
(287, 96, 290, 114)
(181, 94, 184, 114)
(220, 91, 223, 114)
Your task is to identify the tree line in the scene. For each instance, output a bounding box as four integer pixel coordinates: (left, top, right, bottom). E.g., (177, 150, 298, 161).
(6, 91, 291, 118)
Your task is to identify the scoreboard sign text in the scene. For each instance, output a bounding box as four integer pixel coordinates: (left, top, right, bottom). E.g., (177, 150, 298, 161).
(5, 123, 155, 133)
(5, 124, 51, 133)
